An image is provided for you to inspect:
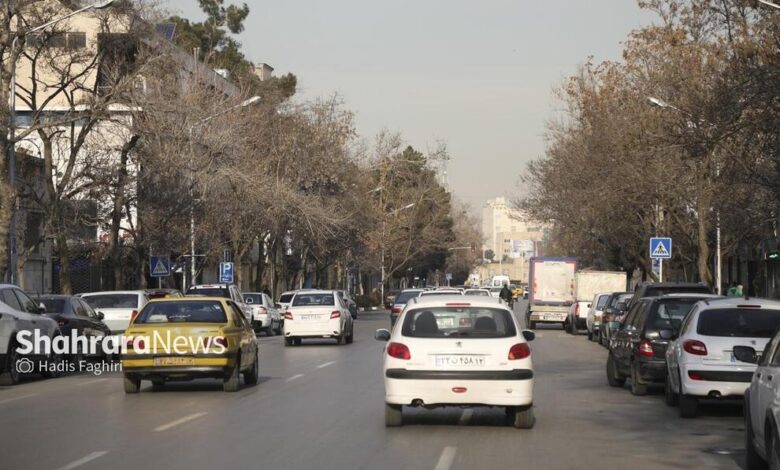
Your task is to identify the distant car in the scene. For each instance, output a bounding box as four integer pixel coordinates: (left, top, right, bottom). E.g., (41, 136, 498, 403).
(385, 290, 400, 309)
(277, 290, 297, 312)
(243, 292, 282, 336)
(627, 282, 712, 309)
(586, 292, 613, 342)
(336, 290, 358, 319)
(186, 284, 250, 320)
(79, 290, 150, 333)
(375, 295, 536, 428)
(599, 292, 632, 347)
(283, 290, 354, 346)
(419, 290, 464, 298)
(0, 284, 62, 385)
(464, 288, 491, 297)
(390, 289, 424, 326)
(37, 295, 111, 361)
(121, 297, 259, 393)
(489, 287, 504, 298)
(607, 294, 720, 396)
(738, 327, 780, 469)
(666, 297, 780, 418)
(145, 288, 183, 300)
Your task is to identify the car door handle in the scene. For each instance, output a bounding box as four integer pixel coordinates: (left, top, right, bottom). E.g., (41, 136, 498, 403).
(768, 375, 774, 381)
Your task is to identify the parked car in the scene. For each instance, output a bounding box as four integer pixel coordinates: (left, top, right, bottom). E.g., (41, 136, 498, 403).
(121, 297, 259, 393)
(598, 292, 632, 347)
(665, 297, 780, 418)
(283, 290, 354, 346)
(607, 293, 720, 396)
(243, 292, 282, 336)
(390, 289, 424, 326)
(0, 284, 62, 384)
(186, 284, 250, 320)
(375, 295, 536, 428)
(736, 328, 780, 469)
(37, 295, 111, 361)
(627, 282, 712, 309)
(277, 290, 298, 312)
(79, 290, 149, 334)
(336, 290, 358, 319)
(586, 292, 613, 342)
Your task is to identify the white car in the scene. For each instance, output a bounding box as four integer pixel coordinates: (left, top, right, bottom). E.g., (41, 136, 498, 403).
(464, 288, 492, 297)
(419, 290, 464, 298)
(734, 329, 780, 469)
(79, 290, 149, 333)
(243, 292, 282, 336)
(283, 290, 354, 346)
(586, 292, 612, 342)
(375, 295, 536, 428)
(666, 297, 780, 418)
(277, 290, 298, 312)
(186, 284, 250, 320)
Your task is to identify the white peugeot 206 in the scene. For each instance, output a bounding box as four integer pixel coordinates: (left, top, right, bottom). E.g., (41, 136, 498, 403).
(375, 295, 535, 428)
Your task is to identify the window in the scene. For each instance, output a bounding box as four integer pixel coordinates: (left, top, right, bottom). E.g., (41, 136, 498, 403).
(243, 293, 262, 304)
(73, 299, 89, 318)
(186, 287, 230, 298)
(596, 295, 610, 310)
(292, 293, 335, 307)
(82, 294, 139, 309)
(39, 298, 66, 314)
(66, 32, 86, 50)
(228, 302, 247, 326)
(0, 289, 23, 311)
(394, 291, 422, 304)
(402, 307, 517, 338)
(646, 299, 699, 332)
(279, 293, 294, 303)
(79, 299, 98, 319)
(768, 334, 780, 367)
(14, 289, 39, 314)
(697, 308, 780, 338)
(134, 301, 227, 324)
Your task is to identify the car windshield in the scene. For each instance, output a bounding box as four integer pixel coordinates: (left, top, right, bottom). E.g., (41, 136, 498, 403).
(697, 308, 780, 338)
(464, 290, 489, 296)
(596, 295, 610, 309)
(38, 298, 66, 313)
(186, 287, 230, 298)
(134, 301, 227, 324)
(279, 293, 295, 303)
(395, 291, 422, 304)
(402, 307, 517, 338)
(243, 293, 263, 304)
(292, 293, 335, 306)
(646, 299, 700, 331)
(421, 291, 462, 296)
(82, 294, 138, 309)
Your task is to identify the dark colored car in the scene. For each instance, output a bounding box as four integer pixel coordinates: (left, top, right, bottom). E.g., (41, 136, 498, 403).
(336, 290, 358, 319)
(607, 294, 719, 395)
(37, 295, 111, 361)
(627, 282, 712, 309)
(599, 292, 632, 347)
(385, 290, 400, 309)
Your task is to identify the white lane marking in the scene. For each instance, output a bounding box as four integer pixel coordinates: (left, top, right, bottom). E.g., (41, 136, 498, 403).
(458, 409, 473, 425)
(286, 374, 304, 382)
(153, 412, 208, 432)
(75, 378, 109, 387)
(316, 361, 336, 369)
(0, 393, 39, 405)
(434, 446, 457, 470)
(54, 451, 109, 470)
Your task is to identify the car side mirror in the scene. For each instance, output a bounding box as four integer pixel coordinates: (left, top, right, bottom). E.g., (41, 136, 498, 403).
(522, 330, 535, 342)
(658, 329, 675, 340)
(97, 311, 105, 321)
(733, 345, 759, 364)
(37, 303, 46, 314)
(374, 329, 391, 342)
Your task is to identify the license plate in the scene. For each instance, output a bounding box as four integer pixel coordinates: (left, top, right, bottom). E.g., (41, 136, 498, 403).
(434, 355, 485, 367)
(154, 357, 195, 366)
(299, 315, 317, 320)
(436, 317, 456, 328)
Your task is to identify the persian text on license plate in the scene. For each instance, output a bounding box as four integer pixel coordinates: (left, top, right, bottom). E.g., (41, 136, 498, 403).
(300, 315, 318, 320)
(154, 357, 195, 366)
(434, 355, 485, 367)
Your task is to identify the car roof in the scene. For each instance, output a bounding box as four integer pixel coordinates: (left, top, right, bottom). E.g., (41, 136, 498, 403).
(148, 297, 228, 303)
(692, 297, 780, 310)
(654, 293, 722, 299)
(292, 290, 335, 295)
(401, 288, 423, 292)
(638, 282, 708, 288)
(81, 290, 146, 296)
(189, 284, 232, 288)
(408, 295, 504, 308)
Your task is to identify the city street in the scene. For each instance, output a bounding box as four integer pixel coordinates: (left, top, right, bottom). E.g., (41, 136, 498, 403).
(0, 300, 746, 470)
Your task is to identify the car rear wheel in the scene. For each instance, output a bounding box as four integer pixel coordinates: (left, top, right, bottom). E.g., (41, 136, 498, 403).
(587, 329, 593, 341)
(294, 338, 302, 346)
(745, 396, 768, 470)
(41, 350, 63, 379)
(768, 425, 780, 470)
(506, 406, 535, 429)
(570, 320, 578, 335)
(284, 337, 293, 346)
(679, 394, 698, 418)
(123, 374, 141, 394)
(265, 324, 275, 336)
(385, 403, 403, 427)
(0, 343, 21, 385)
(223, 358, 241, 392)
(244, 353, 259, 386)
(346, 324, 354, 344)
(606, 353, 626, 387)
(630, 363, 647, 396)
(664, 373, 679, 407)
(274, 322, 283, 335)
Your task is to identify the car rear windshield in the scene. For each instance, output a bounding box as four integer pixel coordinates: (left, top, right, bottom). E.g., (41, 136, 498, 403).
(39, 298, 66, 313)
(402, 307, 517, 338)
(186, 287, 229, 298)
(464, 290, 489, 296)
(422, 291, 462, 296)
(646, 285, 711, 297)
(697, 308, 780, 338)
(134, 301, 227, 324)
(82, 294, 138, 309)
(292, 293, 335, 306)
(279, 293, 294, 303)
(243, 294, 263, 305)
(646, 299, 700, 331)
(596, 295, 610, 309)
(395, 291, 421, 304)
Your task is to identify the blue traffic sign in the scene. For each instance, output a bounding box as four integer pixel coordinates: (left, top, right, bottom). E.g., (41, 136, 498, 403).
(220, 262, 234, 283)
(649, 237, 672, 260)
(150, 256, 171, 277)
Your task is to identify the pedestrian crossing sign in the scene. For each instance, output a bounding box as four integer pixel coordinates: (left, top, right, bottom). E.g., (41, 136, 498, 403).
(150, 256, 171, 277)
(649, 238, 672, 260)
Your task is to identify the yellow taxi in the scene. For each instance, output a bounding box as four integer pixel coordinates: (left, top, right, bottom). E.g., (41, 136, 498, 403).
(511, 285, 524, 300)
(121, 297, 258, 393)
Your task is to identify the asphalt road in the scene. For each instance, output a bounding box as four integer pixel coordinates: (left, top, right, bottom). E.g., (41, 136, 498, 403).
(0, 300, 746, 470)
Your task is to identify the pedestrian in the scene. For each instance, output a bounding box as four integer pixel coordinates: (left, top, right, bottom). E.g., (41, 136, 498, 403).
(735, 284, 744, 297)
(727, 282, 738, 297)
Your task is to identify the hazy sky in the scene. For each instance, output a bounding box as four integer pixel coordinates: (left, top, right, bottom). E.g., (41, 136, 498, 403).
(163, 0, 655, 208)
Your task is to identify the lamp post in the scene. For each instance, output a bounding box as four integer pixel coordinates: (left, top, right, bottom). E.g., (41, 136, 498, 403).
(6, 0, 116, 284)
(646, 96, 721, 294)
(186, 96, 260, 288)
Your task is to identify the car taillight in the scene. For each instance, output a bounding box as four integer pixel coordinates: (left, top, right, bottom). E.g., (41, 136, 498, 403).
(284, 311, 293, 320)
(683, 340, 707, 356)
(212, 337, 227, 348)
(130, 309, 139, 322)
(638, 341, 654, 357)
(126, 337, 144, 350)
(387, 342, 411, 360)
(391, 307, 401, 314)
(331, 311, 341, 319)
(508, 343, 531, 360)
(258, 307, 267, 315)
(574, 303, 580, 317)
(57, 318, 68, 326)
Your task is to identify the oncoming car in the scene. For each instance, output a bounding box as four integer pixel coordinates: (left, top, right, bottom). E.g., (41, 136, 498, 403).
(121, 297, 259, 393)
(375, 295, 536, 428)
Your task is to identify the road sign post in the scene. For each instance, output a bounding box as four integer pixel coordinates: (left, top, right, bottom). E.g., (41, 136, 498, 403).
(649, 237, 672, 283)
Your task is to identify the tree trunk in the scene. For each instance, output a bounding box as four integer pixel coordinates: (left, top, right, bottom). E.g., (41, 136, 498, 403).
(108, 136, 137, 290)
(696, 168, 713, 287)
(56, 231, 72, 294)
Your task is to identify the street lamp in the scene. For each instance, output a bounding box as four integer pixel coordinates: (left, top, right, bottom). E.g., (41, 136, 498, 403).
(380, 201, 415, 307)
(6, 0, 116, 284)
(186, 95, 261, 288)
(646, 95, 722, 294)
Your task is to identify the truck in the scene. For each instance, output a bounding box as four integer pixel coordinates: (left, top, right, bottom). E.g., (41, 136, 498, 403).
(566, 271, 627, 335)
(525, 257, 577, 329)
